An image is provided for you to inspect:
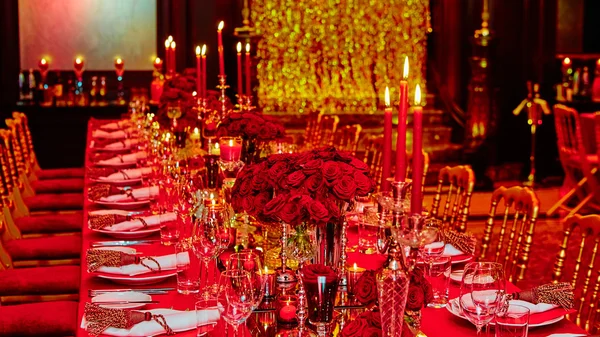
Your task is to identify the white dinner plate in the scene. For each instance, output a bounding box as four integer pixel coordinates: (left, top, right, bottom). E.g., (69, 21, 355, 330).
(94, 270, 177, 286)
(90, 177, 143, 186)
(91, 291, 151, 309)
(89, 199, 151, 210)
(450, 254, 474, 264)
(91, 226, 162, 239)
(93, 161, 137, 169)
(446, 298, 564, 328)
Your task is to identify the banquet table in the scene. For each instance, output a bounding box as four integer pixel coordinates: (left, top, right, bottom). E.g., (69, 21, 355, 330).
(76, 118, 589, 337)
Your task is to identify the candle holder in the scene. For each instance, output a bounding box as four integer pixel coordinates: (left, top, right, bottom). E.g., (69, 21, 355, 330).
(338, 218, 349, 288)
(114, 58, 125, 105)
(277, 222, 297, 290)
(217, 75, 230, 120)
(244, 94, 254, 112)
(286, 272, 318, 337)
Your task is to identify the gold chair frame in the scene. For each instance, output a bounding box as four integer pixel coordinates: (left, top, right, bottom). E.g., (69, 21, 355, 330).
(334, 124, 362, 156)
(552, 214, 600, 332)
(430, 165, 475, 233)
(479, 186, 539, 284)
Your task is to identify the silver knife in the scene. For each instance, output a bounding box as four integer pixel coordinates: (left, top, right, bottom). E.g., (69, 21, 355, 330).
(91, 240, 159, 247)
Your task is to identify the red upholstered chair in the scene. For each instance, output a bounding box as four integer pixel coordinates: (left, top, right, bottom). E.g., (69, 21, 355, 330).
(0, 129, 84, 212)
(0, 265, 79, 304)
(11, 112, 84, 180)
(0, 301, 78, 336)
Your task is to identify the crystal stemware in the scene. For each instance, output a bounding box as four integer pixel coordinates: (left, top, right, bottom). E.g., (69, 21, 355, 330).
(217, 270, 255, 335)
(226, 251, 267, 309)
(458, 262, 506, 335)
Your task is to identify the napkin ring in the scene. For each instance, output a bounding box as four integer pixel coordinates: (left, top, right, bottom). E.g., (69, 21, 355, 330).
(119, 170, 131, 180)
(84, 303, 174, 336)
(134, 217, 149, 228)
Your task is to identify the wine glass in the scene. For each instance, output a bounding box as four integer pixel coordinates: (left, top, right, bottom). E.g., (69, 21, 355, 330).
(458, 262, 506, 335)
(193, 205, 231, 299)
(217, 269, 255, 335)
(421, 218, 445, 276)
(226, 251, 266, 309)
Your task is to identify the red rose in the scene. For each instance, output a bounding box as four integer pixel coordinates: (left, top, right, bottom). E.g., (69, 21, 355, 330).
(301, 263, 338, 284)
(316, 149, 337, 161)
(304, 174, 325, 193)
(333, 175, 358, 201)
(254, 192, 271, 211)
(349, 157, 370, 172)
(410, 267, 427, 285)
(302, 159, 324, 175)
(323, 161, 343, 182)
(362, 327, 382, 337)
(354, 270, 378, 306)
(252, 174, 270, 191)
(335, 151, 355, 162)
(241, 195, 256, 214)
(245, 121, 261, 137)
(278, 202, 303, 225)
(268, 161, 290, 180)
(339, 162, 356, 175)
(286, 171, 306, 188)
(360, 311, 381, 330)
(423, 279, 434, 305)
(354, 172, 375, 195)
(237, 177, 253, 196)
(264, 194, 288, 216)
(406, 284, 425, 310)
(229, 113, 242, 120)
(320, 198, 341, 220)
(341, 318, 368, 337)
(307, 200, 330, 222)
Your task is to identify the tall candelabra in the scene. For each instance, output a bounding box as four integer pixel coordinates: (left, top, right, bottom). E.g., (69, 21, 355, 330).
(217, 75, 230, 120)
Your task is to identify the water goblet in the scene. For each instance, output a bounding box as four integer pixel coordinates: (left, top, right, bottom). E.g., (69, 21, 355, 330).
(226, 251, 267, 309)
(217, 270, 255, 335)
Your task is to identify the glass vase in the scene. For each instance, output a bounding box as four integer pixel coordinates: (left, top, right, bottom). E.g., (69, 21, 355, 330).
(377, 267, 410, 337)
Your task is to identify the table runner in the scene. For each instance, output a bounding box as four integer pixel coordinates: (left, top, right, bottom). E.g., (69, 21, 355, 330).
(76, 118, 589, 336)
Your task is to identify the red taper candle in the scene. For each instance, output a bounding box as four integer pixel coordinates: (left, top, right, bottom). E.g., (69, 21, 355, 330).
(236, 42, 243, 95)
(395, 56, 409, 182)
(245, 43, 251, 96)
(382, 87, 393, 192)
(217, 21, 225, 76)
(195, 46, 201, 95)
(411, 84, 423, 214)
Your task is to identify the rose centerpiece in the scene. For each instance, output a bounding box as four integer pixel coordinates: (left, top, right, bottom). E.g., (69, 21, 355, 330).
(217, 111, 286, 164)
(231, 147, 376, 268)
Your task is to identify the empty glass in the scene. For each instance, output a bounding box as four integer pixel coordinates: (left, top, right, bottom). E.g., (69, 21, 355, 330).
(358, 206, 380, 254)
(175, 238, 200, 294)
(217, 270, 255, 334)
(226, 251, 267, 309)
(195, 299, 219, 337)
(495, 304, 530, 337)
(425, 255, 451, 308)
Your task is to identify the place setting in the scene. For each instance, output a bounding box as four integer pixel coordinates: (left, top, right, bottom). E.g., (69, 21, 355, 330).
(88, 185, 159, 209)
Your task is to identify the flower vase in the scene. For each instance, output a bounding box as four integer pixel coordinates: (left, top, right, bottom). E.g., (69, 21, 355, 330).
(241, 138, 258, 164)
(314, 220, 343, 268)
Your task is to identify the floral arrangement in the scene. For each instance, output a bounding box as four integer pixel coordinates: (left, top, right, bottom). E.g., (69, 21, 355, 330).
(231, 147, 376, 227)
(216, 111, 285, 141)
(354, 270, 378, 306)
(406, 267, 434, 311)
(156, 68, 232, 129)
(341, 310, 382, 337)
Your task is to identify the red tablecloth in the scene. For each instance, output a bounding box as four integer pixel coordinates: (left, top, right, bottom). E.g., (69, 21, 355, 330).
(76, 119, 588, 337)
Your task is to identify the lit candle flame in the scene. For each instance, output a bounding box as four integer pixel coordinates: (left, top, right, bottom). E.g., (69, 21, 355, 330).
(167, 35, 173, 43)
(353, 262, 358, 270)
(218, 21, 224, 31)
(563, 57, 571, 65)
(155, 57, 161, 64)
(215, 142, 220, 149)
(116, 58, 122, 64)
(597, 58, 600, 65)
(195, 46, 201, 56)
(229, 139, 234, 147)
(245, 43, 251, 53)
(193, 127, 199, 135)
(237, 42, 242, 53)
(41, 58, 47, 65)
(384, 86, 390, 107)
(192, 91, 197, 97)
(403, 56, 409, 79)
(75, 57, 82, 64)
(201, 45, 207, 56)
(415, 84, 421, 106)
(264, 266, 269, 273)
(164, 39, 170, 48)
(170, 41, 176, 49)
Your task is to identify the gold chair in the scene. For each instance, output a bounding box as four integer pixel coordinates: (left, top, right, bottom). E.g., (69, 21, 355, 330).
(405, 150, 430, 188)
(363, 135, 384, 188)
(551, 214, 600, 332)
(312, 114, 340, 148)
(430, 165, 475, 233)
(479, 186, 539, 284)
(334, 124, 362, 155)
(304, 110, 321, 147)
(547, 105, 600, 217)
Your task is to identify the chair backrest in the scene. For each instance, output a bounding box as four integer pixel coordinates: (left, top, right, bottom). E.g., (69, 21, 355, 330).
(553, 104, 598, 194)
(362, 135, 384, 188)
(405, 150, 430, 188)
(10, 112, 36, 167)
(334, 124, 362, 155)
(0, 130, 22, 192)
(430, 165, 475, 233)
(479, 186, 539, 284)
(313, 114, 339, 148)
(5, 118, 30, 176)
(552, 214, 600, 332)
(304, 111, 321, 146)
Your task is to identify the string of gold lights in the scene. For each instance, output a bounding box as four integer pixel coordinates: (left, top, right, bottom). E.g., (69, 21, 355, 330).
(252, 0, 430, 114)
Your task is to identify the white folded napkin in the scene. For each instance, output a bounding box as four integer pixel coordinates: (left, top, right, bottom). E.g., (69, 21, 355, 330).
(101, 186, 159, 202)
(100, 120, 132, 131)
(96, 252, 184, 276)
(106, 212, 177, 232)
(82, 307, 220, 337)
(92, 129, 132, 140)
(99, 167, 152, 181)
(97, 152, 147, 166)
(509, 299, 557, 314)
(443, 243, 464, 256)
(104, 139, 139, 150)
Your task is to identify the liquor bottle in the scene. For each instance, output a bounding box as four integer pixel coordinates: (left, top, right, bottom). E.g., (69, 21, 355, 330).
(573, 68, 581, 96)
(580, 66, 590, 98)
(66, 77, 75, 106)
(26, 69, 35, 101)
(90, 76, 98, 106)
(54, 71, 64, 107)
(99, 76, 107, 105)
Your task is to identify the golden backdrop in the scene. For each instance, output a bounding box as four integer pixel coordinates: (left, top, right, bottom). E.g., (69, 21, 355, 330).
(252, 0, 430, 114)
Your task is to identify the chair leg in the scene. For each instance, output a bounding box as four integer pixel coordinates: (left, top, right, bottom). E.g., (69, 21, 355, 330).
(547, 176, 589, 217)
(567, 194, 595, 218)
